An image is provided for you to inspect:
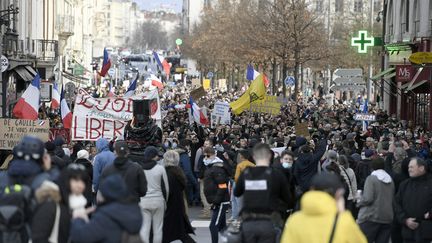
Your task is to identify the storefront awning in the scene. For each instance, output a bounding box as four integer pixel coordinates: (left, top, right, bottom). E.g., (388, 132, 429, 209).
(62, 71, 89, 85)
(13, 65, 36, 81)
(371, 68, 395, 81)
(407, 80, 428, 91)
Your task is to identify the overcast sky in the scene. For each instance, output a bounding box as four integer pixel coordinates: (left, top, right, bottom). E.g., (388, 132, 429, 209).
(134, 0, 182, 12)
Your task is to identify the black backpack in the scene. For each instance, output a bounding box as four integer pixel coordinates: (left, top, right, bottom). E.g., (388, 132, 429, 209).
(0, 184, 32, 243)
(204, 165, 230, 205)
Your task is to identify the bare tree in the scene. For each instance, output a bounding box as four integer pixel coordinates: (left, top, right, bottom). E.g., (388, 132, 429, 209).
(129, 21, 168, 52)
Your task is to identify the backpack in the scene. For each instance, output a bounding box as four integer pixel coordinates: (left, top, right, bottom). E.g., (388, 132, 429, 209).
(204, 165, 229, 205)
(0, 184, 32, 243)
(121, 232, 144, 243)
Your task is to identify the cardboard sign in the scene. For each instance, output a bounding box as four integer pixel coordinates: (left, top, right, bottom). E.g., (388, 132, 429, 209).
(250, 96, 282, 115)
(295, 123, 310, 138)
(354, 113, 376, 121)
(218, 79, 227, 91)
(72, 89, 161, 141)
(191, 78, 201, 87)
(0, 119, 50, 150)
(190, 87, 207, 101)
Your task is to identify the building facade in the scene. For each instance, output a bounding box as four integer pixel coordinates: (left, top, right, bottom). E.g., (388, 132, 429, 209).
(380, 0, 432, 130)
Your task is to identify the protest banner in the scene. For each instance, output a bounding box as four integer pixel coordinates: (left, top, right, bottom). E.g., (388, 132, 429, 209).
(190, 87, 207, 101)
(0, 119, 50, 150)
(295, 123, 310, 138)
(49, 128, 71, 144)
(250, 96, 282, 115)
(354, 113, 376, 121)
(211, 101, 231, 128)
(72, 89, 161, 141)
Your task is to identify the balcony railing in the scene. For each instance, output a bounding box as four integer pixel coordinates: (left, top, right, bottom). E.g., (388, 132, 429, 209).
(32, 40, 58, 61)
(55, 15, 74, 35)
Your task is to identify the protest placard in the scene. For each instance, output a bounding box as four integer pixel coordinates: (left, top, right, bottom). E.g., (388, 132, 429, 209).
(250, 96, 282, 115)
(295, 123, 310, 138)
(218, 79, 227, 91)
(71, 89, 161, 141)
(0, 119, 50, 150)
(190, 87, 207, 101)
(211, 101, 231, 128)
(203, 79, 211, 90)
(191, 78, 201, 88)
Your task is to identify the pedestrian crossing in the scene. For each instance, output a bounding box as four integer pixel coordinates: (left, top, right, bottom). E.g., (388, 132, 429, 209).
(191, 220, 211, 228)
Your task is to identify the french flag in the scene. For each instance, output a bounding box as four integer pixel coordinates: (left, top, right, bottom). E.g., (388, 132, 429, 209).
(246, 64, 260, 81)
(51, 83, 61, 109)
(150, 74, 164, 90)
(124, 73, 138, 98)
(99, 48, 111, 77)
(189, 96, 209, 126)
(60, 86, 72, 129)
(246, 64, 270, 87)
(13, 74, 40, 120)
(107, 82, 115, 97)
(153, 51, 170, 78)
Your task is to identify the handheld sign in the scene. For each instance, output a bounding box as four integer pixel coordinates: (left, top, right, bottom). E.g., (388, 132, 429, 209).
(354, 114, 376, 122)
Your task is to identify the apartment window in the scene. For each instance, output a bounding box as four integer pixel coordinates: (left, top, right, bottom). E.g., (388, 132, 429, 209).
(316, 0, 323, 12)
(354, 0, 363, 12)
(335, 0, 344, 12)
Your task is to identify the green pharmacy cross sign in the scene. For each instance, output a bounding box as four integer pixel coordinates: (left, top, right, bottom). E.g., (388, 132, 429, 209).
(351, 30, 375, 54)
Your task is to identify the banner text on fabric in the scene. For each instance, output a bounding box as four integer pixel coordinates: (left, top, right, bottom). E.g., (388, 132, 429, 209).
(250, 96, 284, 115)
(0, 119, 50, 150)
(72, 89, 161, 141)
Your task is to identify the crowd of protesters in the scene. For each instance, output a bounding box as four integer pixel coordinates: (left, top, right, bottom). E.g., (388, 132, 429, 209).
(1, 82, 432, 243)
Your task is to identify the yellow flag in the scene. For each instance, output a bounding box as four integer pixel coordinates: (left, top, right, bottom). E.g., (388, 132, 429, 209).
(230, 74, 266, 115)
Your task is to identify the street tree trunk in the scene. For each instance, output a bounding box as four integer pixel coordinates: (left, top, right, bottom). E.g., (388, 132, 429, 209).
(294, 49, 300, 101)
(272, 58, 277, 95)
(282, 59, 287, 98)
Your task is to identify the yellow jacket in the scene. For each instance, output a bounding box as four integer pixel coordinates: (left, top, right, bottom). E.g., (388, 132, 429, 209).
(281, 191, 367, 243)
(234, 160, 255, 182)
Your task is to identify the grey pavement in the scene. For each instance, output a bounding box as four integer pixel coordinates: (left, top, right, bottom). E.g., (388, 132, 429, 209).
(170, 205, 214, 243)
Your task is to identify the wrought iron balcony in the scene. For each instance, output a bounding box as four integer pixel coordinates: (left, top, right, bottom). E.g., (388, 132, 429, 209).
(32, 39, 58, 62)
(55, 15, 74, 36)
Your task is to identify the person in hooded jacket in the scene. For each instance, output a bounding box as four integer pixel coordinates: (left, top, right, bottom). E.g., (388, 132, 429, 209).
(357, 157, 394, 243)
(162, 150, 195, 243)
(69, 174, 142, 243)
(53, 137, 72, 165)
(45, 141, 67, 170)
(139, 146, 169, 243)
(281, 173, 367, 243)
(293, 138, 327, 194)
(92, 138, 116, 193)
(100, 141, 147, 203)
(177, 139, 200, 206)
(202, 146, 230, 243)
(31, 180, 70, 243)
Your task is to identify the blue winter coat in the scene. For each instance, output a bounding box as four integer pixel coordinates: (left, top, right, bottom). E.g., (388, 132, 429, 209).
(93, 138, 116, 192)
(70, 202, 142, 243)
(178, 149, 197, 186)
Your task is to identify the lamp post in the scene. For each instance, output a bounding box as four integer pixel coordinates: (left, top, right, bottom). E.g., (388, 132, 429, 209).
(0, 4, 19, 118)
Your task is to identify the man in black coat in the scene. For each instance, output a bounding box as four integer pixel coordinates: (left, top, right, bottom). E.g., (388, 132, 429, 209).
(100, 140, 147, 203)
(293, 139, 327, 193)
(394, 157, 432, 243)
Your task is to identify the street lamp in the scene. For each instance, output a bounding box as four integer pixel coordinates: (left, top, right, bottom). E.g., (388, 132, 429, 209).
(0, 4, 19, 118)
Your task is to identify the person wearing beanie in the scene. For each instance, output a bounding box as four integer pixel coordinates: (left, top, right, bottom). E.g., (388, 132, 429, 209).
(139, 146, 169, 243)
(355, 149, 375, 190)
(100, 140, 147, 203)
(74, 149, 93, 203)
(70, 174, 142, 243)
(45, 141, 67, 170)
(281, 173, 367, 243)
(93, 138, 116, 193)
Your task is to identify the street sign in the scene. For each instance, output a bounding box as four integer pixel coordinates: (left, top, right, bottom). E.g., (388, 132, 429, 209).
(351, 30, 375, 54)
(1, 55, 8, 73)
(207, 72, 214, 79)
(284, 76, 295, 86)
(333, 69, 363, 77)
(409, 52, 432, 65)
(108, 68, 115, 77)
(354, 113, 376, 122)
(333, 77, 365, 85)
